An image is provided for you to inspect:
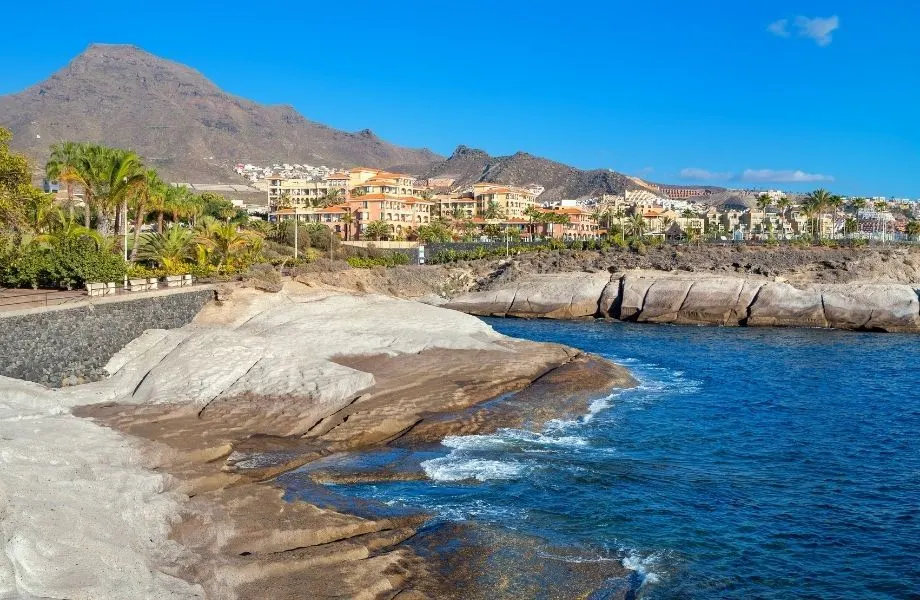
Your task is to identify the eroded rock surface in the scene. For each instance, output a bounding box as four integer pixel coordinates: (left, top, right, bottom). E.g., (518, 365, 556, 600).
(446, 271, 920, 332)
(3, 282, 630, 600)
(444, 272, 611, 319)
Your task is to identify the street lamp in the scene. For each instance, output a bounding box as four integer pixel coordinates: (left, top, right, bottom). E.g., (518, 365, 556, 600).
(123, 176, 128, 291)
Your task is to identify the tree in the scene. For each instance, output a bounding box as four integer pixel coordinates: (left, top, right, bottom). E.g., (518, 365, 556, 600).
(197, 221, 262, 272)
(2, 128, 41, 232)
(805, 188, 833, 240)
(416, 220, 452, 243)
(79, 145, 145, 236)
(483, 201, 505, 220)
(756, 193, 771, 212)
(906, 220, 920, 241)
(363, 220, 391, 241)
(45, 141, 87, 217)
(827, 195, 843, 240)
(341, 209, 354, 241)
(626, 213, 647, 239)
(138, 226, 197, 272)
(321, 187, 343, 207)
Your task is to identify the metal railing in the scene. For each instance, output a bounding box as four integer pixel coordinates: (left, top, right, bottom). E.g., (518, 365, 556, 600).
(0, 289, 87, 310)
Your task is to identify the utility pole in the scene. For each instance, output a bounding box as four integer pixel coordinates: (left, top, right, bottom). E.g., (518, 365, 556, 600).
(293, 214, 298, 261)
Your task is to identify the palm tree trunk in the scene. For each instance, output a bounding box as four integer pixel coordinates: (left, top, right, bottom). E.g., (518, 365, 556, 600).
(130, 205, 145, 261)
(157, 212, 164, 233)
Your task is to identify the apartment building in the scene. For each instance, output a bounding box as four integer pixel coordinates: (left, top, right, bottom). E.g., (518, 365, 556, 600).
(535, 207, 600, 239)
(472, 183, 538, 219)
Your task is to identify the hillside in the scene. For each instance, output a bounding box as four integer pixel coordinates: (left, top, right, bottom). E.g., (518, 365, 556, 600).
(396, 145, 656, 201)
(0, 44, 439, 183)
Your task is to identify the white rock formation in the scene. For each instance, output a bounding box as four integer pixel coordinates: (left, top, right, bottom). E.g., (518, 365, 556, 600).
(0, 283, 512, 598)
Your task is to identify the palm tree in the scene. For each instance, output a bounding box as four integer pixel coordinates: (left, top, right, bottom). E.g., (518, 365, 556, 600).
(363, 219, 391, 241)
(128, 169, 163, 260)
(321, 188, 343, 207)
(45, 141, 87, 218)
(341, 209, 354, 241)
(626, 213, 647, 239)
(138, 226, 197, 272)
(79, 145, 145, 236)
(805, 188, 833, 240)
(198, 221, 260, 271)
(827, 195, 843, 239)
(906, 220, 920, 242)
(483, 201, 506, 220)
(874, 200, 888, 242)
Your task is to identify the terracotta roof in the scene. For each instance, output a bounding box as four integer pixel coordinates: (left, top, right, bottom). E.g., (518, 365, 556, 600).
(326, 172, 349, 179)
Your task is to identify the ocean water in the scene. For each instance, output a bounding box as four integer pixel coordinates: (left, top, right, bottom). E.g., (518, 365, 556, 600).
(311, 320, 920, 598)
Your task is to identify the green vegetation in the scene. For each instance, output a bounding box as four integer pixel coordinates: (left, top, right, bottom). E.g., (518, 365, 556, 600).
(0, 129, 266, 289)
(346, 253, 410, 268)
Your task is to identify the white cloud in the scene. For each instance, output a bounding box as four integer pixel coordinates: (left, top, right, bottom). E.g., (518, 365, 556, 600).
(680, 168, 733, 181)
(767, 19, 789, 37)
(795, 16, 840, 47)
(741, 169, 835, 183)
(767, 15, 839, 46)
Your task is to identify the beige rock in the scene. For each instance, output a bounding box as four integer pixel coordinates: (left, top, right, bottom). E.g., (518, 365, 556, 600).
(507, 272, 610, 319)
(445, 273, 610, 319)
(598, 276, 623, 317)
(747, 282, 828, 328)
(618, 275, 656, 320)
(442, 288, 517, 317)
(636, 278, 695, 323)
(817, 283, 920, 332)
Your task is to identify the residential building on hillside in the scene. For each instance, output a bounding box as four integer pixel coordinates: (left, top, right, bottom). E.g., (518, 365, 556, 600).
(534, 206, 600, 240)
(472, 183, 538, 219)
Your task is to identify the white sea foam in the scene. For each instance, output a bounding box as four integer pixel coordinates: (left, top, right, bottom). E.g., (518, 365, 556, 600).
(422, 456, 525, 482)
(621, 549, 663, 585)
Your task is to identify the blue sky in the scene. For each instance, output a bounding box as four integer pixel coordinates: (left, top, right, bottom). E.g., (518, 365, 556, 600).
(1, 0, 918, 197)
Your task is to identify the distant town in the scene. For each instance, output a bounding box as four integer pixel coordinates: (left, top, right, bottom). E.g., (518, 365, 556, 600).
(202, 161, 920, 243)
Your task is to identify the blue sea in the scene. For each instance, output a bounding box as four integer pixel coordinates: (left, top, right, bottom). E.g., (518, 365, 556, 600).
(304, 320, 920, 598)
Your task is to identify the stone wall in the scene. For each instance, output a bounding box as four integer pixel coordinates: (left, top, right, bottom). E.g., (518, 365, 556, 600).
(0, 288, 215, 386)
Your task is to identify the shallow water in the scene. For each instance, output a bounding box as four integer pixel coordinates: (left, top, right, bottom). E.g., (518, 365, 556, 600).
(299, 320, 920, 598)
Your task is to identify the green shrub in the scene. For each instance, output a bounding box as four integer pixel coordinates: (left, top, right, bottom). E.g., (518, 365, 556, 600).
(127, 264, 166, 279)
(630, 239, 648, 255)
(0, 237, 127, 289)
(346, 252, 411, 268)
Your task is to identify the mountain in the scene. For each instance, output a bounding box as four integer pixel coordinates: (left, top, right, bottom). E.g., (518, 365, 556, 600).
(0, 44, 440, 183)
(395, 145, 657, 201)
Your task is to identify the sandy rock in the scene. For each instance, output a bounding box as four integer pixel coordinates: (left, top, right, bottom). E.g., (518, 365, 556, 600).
(636, 278, 695, 323)
(598, 275, 623, 317)
(617, 275, 656, 320)
(506, 272, 610, 319)
(747, 282, 828, 328)
(0, 377, 202, 600)
(440, 288, 517, 317)
(817, 283, 920, 332)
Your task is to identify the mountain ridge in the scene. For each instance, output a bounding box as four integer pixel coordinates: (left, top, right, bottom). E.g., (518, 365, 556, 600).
(0, 43, 440, 182)
(1, 44, 654, 200)
(393, 144, 654, 201)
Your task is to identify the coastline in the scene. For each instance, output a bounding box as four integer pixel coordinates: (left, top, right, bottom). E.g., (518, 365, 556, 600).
(441, 270, 920, 333)
(1, 282, 635, 599)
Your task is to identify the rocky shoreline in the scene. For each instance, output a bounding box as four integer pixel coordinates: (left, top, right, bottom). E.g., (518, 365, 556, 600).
(441, 271, 920, 333)
(0, 282, 635, 599)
